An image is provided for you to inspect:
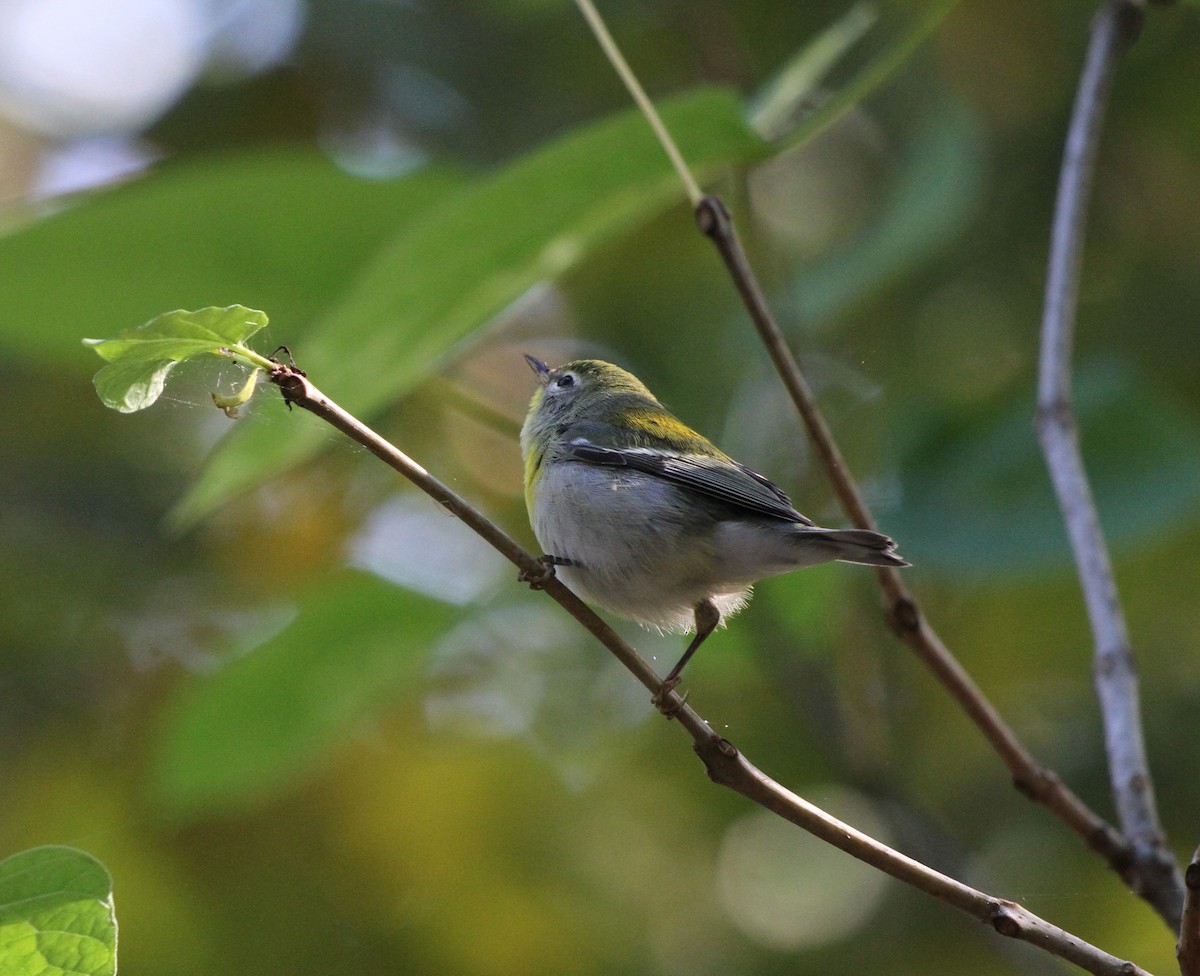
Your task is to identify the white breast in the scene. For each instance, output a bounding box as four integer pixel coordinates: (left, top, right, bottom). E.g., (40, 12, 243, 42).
(530, 462, 752, 632)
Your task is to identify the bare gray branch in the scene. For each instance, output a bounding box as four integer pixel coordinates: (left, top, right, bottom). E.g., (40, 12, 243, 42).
(1035, 0, 1183, 928)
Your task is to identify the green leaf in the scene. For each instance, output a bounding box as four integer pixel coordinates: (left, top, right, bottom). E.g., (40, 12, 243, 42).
(169, 86, 770, 527)
(91, 357, 180, 414)
(0, 152, 466, 363)
(153, 572, 461, 816)
(83, 305, 268, 413)
(0, 846, 117, 976)
(84, 304, 268, 363)
(211, 367, 260, 419)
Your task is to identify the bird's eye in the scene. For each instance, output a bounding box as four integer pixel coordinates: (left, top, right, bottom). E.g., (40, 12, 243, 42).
(555, 373, 576, 389)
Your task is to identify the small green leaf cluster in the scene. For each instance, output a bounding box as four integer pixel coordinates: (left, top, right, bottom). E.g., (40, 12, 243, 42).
(84, 306, 271, 413)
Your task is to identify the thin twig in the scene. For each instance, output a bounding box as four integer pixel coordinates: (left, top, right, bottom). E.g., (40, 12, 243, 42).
(573, 0, 702, 207)
(266, 363, 1153, 976)
(1035, 0, 1182, 929)
(694, 194, 1136, 878)
(1178, 849, 1200, 976)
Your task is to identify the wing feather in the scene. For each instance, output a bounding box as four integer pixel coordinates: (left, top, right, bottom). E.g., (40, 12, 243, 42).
(565, 437, 813, 525)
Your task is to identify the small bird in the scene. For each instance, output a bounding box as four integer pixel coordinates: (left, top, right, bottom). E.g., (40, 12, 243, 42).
(520, 355, 907, 689)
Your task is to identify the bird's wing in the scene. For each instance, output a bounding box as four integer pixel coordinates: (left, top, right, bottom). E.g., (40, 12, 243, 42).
(562, 426, 813, 525)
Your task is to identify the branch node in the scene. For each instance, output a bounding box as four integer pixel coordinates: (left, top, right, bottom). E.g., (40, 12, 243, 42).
(886, 595, 922, 638)
(1187, 862, 1200, 891)
(694, 195, 732, 241)
(1035, 398, 1075, 432)
(693, 733, 742, 787)
(271, 366, 307, 410)
(1112, 0, 1145, 47)
(1093, 642, 1131, 679)
(990, 903, 1022, 938)
(1011, 761, 1060, 802)
(1177, 847, 1200, 974)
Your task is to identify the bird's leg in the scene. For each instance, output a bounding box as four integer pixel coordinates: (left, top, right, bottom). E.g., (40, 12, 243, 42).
(518, 554, 574, 589)
(662, 598, 721, 691)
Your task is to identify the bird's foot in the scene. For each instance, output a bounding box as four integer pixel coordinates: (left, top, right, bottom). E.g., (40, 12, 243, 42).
(518, 554, 573, 590)
(652, 678, 687, 717)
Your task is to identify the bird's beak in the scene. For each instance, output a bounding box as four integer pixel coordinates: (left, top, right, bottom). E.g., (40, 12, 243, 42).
(523, 354, 552, 385)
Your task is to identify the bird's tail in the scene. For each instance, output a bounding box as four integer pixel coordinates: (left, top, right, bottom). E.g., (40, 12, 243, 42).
(806, 528, 909, 568)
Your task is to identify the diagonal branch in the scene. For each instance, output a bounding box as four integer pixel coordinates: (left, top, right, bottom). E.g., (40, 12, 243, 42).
(694, 193, 1138, 884)
(701, 742, 1154, 976)
(266, 363, 1154, 976)
(1035, 0, 1182, 929)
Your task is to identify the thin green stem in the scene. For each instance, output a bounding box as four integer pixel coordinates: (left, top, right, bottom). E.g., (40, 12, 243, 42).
(222, 344, 278, 372)
(573, 0, 702, 206)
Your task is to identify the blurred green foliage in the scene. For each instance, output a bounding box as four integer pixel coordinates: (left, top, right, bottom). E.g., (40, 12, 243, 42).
(2, 1, 1200, 975)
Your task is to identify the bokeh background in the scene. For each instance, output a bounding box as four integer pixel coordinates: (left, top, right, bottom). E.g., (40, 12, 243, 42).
(3, 1, 1200, 973)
